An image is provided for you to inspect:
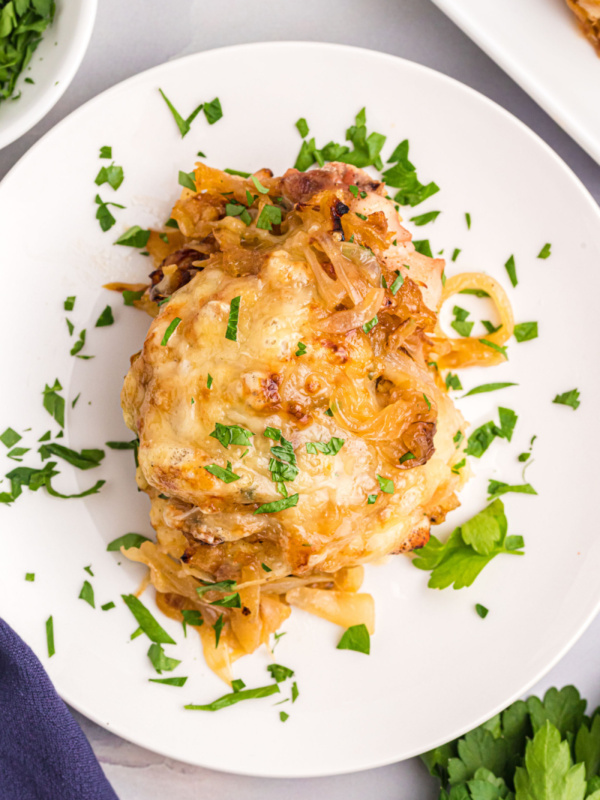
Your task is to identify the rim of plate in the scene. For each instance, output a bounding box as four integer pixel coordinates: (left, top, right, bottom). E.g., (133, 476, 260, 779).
(0, 0, 98, 150)
(2, 41, 600, 776)
(429, 0, 600, 166)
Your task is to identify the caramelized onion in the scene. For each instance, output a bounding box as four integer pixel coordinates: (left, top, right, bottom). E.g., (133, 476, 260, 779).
(317, 287, 384, 333)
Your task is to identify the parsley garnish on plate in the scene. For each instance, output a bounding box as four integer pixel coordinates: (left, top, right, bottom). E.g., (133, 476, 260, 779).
(147, 643, 181, 674)
(295, 118, 309, 137)
(38, 443, 104, 470)
(121, 594, 176, 644)
(413, 239, 433, 257)
(42, 380, 65, 427)
(225, 296, 241, 341)
(78, 580, 95, 608)
(465, 212, 472, 229)
(150, 677, 188, 687)
(178, 170, 197, 192)
(445, 373, 462, 391)
(106, 533, 151, 551)
(389, 270, 404, 295)
(254, 494, 299, 515)
(294, 108, 386, 172)
(452, 248, 461, 262)
(95, 305, 114, 327)
(25, 573, 35, 582)
(0, 0, 55, 104)
(267, 664, 294, 683)
(362, 315, 378, 334)
(504, 255, 518, 287)
(46, 616, 55, 658)
(537, 242, 552, 259)
(377, 475, 394, 494)
(382, 139, 439, 207)
(413, 499, 524, 589)
(475, 603, 489, 619)
(514, 321, 538, 342)
(256, 204, 282, 231)
(337, 624, 370, 655)
(185, 682, 280, 711)
(553, 389, 581, 410)
(99, 146, 112, 159)
(295, 342, 307, 356)
(487, 480, 537, 499)
(114, 225, 150, 248)
(479, 339, 508, 358)
(95, 195, 125, 232)
(95, 163, 124, 191)
(0, 428, 21, 448)
(410, 210, 441, 226)
(158, 89, 204, 137)
(462, 382, 517, 398)
(210, 423, 253, 449)
(64, 296, 76, 311)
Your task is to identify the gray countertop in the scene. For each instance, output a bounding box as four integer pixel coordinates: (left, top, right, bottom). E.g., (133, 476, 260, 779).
(3, 1, 599, 797)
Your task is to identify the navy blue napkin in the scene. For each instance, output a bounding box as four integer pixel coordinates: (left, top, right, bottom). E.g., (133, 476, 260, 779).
(0, 618, 118, 800)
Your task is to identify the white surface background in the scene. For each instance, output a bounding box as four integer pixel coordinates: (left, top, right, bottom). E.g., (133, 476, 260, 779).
(1, 1, 599, 797)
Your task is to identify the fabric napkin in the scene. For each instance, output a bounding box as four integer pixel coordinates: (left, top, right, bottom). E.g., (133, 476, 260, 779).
(0, 618, 118, 800)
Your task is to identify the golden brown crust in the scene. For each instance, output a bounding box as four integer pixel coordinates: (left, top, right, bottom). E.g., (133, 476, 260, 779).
(566, 0, 600, 53)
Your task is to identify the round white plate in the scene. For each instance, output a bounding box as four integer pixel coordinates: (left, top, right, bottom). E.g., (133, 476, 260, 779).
(0, 42, 599, 778)
(0, 0, 97, 149)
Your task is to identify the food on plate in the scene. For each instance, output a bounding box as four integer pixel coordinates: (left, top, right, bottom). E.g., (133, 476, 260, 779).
(0, 0, 55, 106)
(566, 0, 600, 54)
(116, 161, 513, 682)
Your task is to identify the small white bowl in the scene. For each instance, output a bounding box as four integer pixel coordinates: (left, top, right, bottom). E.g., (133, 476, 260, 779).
(0, 0, 97, 149)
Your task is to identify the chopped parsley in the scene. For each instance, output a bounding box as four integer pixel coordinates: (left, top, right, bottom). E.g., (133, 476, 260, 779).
(149, 677, 188, 687)
(95, 194, 125, 232)
(0, 428, 21, 448)
(389, 270, 404, 295)
(185, 682, 280, 711)
(267, 663, 294, 683)
(210, 422, 253, 449)
(122, 288, 145, 306)
(99, 146, 112, 159)
(203, 97, 223, 125)
(95, 163, 124, 191)
(504, 255, 518, 287)
(465, 212, 471, 229)
(399, 451, 416, 464)
(537, 243, 552, 259)
(295, 117, 309, 137)
(161, 317, 182, 346)
(280, 711, 289, 722)
(451, 458, 466, 475)
(158, 88, 205, 137)
(295, 341, 307, 356)
(305, 437, 344, 456)
(181, 609, 204, 635)
(101, 602, 116, 611)
(479, 339, 508, 358)
(445, 373, 462, 391)
(294, 108, 386, 172)
(38, 443, 104, 470)
(451, 319, 474, 337)
(42, 380, 65, 427)
(410, 210, 441, 226)
(487, 480, 537, 500)
(78, 580, 95, 608)
(382, 139, 439, 207)
(121, 594, 175, 644)
(413, 499, 524, 589)
(367, 494, 377, 504)
(106, 533, 151, 551)
(251, 175, 269, 194)
(178, 170, 197, 192)
(0, 0, 55, 105)
(46, 616, 55, 658)
(64, 296, 76, 311)
(147, 643, 181, 674)
(377, 474, 394, 494)
(423, 393, 431, 410)
(207, 374, 213, 389)
(552, 389, 580, 410)
(514, 322, 538, 342)
(95, 305, 114, 327)
(256, 204, 282, 231)
(337, 623, 370, 655)
(481, 320, 501, 334)
(462, 382, 517, 397)
(224, 168, 251, 178)
(226, 202, 252, 225)
(203, 461, 241, 483)
(475, 604, 489, 619)
(413, 239, 433, 257)
(261, 563, 272, 572)
(362, 315, 378, 333)
(451, 248, 461, 262)
(254, 494, 299, 515)
(196, 580, 237, 598)
(25, 573, 35, 582)
(225, 296, 241, 341)
(114, 225, 150, 248)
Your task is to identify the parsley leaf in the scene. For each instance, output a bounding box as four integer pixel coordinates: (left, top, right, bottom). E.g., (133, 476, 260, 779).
(203, 97, 223, 125)
(121, 594, 175, 644)
(514, 322, 538, 343)
(445, 373, 463, 391)
(295, 342, 307, 357)
(149, 677, 188, 687)
(377, 474, 394, 494)
(225, 296, 241, 341)
(514, 721, 586, 800)
(362, 315, 378, 334)
(95, 164, 124, 191)
(337, 624, 370, 654)
(267, 664, 294, 682)
(161, 317, 182, 346)
(254, 494, 299, 515)
(504, 255, 518, 287)
(389, 270, 404, 295)
(38, 443, 104, 470)
(99, 146, 112, 159)
(122, 288, 145, 306)
(78, 580, 95, 608)
(147, 643, 181, 674)
(256, 204, 282, 231)
(210, 422, 254, 449)
(106, 533, 151, 551)
(42, 380, 65, 427)
(158, 88, 204, 137)
(410, 210, 441, 226)
(487, 480, 537, 499)
(114, 225, 150, 248)
(527, 687, 587, 738)
(451, 319, 474, 337)
(475, 604, 489, 619)
(413, 239, 433, 257)
(305, 437, 344, 456)
(203, 461, 241, 483)
(462, 382, 517, 397)
(95, 305, 114, 327)
(413, 499, 523, 589)
(64, 296, 76, 311)
(185, 683, 280, 711)
(46, 616, 55, 658)
(382, 139, 439, 207)
(95, 194, 125, 232)
(553, 389, 581, 410)
(0, 428, 21, 448)
(537, 243, 552, 259)
(295, 117, 309, 137)
(178, 170, 197, 192)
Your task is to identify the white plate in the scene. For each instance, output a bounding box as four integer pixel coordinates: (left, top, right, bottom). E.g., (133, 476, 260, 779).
(1, 42, 600, 778)
(430, 0, 600, 165)
(0, 0, 97, 149)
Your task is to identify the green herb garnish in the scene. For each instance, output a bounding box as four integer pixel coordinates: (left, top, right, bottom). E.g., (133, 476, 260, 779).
(203, 461, 241, 483)
(121, 594, 175, 644)
(210, 422, 253, 449)
(158, 88, 205, 138)
(305, 437, 344, 456)
(254, 494, 299, 515)
(78, 580, 95, 608)
(337, 623, 371, 655)
(149, 677, 188, 687)
(267, 664, 294, 683)
(399, 451, 416, 464)
(114, 225, 150, 248)
(377, 475, 394, 494)
(203, 97, 223, 125)
(225, 296, 241, 341)
(295, 118, 309, 137)
(413, 239, 433, 257)
(382, 139, 439, 207)
(42, 380, 65, 427)
(389, 270, 404, 295)
(537, 243, 552, 259)
(95, 163, 124, 191)
(362, 315, 378, 334)
(487, 480, 537, 499)
(185, 683, 280, 711)
(256, 204, 282, 231)
(107, 533, 151, 551)
(504, 255, 518, 287)
(178, 170, 197, 192)
(465, 212, 471, 229)
(462, 382, 517, 398)
(553, 389, 580, 410)
(479, 339, 508, 358)
(0, 427, 21, 448)
(148, 643, 181, 674)
(161, 316, 182, 346)
(475, 603, 489, 619)
(46, 615, 55, 658)
(101, 602, 116, 611)
(445, 373, 462, 391)
(410, 210, 441, 226)
(38, 442, 104, 470)
(99, 146, 112, 159)
(0, 0, 55, 104)
(452, 248, 461, 262)
(514, 322, 538, 342)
